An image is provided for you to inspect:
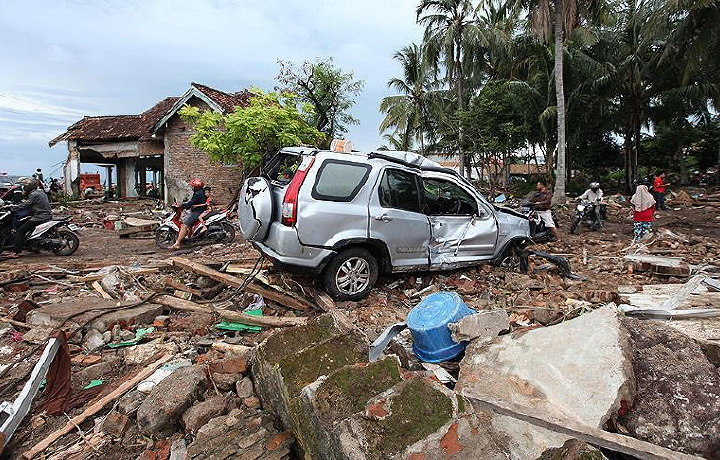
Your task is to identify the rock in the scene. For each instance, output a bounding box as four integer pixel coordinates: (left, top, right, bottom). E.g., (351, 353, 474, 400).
(89, 303, 164, 332)
(456, 306, 635, 458)
(78, 357, 120, 382)
(169, 438, 187, 460)
(102, 411, 131, 437)
(182, 395, 230, 434)
(137, 358, 192, 393)
(620, 318, 720, 458)
(83, 329, 105, 353)
(235, 377, 255, 399)
(102, 331, 112, 343)
(118, 390, 145, 416)
(211, 372, 241, 391)
(242, 396, 261, 409)
(448, 310, 509, 342)
(536, 439, 607, 459)
(119, 329, 136, 341)
(123, 341, 179, 365)
(136, 365, 207, 436)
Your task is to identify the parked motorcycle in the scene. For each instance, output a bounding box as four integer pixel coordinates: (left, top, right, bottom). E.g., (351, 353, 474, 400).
(155, 203, 236, 249)
(570, 200, 606, 234)
(520, 202, 558, 242)
(0, 204, 80, 256)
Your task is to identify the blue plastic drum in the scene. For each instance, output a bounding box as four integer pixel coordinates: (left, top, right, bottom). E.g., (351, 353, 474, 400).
(407, 292, 476, 363)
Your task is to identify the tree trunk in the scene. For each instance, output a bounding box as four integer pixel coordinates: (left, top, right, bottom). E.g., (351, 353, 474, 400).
(623, 118, 633, 192)
(677, 148, 688, 185)
(551, 1, 567, 204)
(633, 111, 641, 184)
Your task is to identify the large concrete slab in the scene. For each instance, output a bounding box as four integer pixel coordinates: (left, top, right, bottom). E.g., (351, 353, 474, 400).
(455, 306, 635, 458)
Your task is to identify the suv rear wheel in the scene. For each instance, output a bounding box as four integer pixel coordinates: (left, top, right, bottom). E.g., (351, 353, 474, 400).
(323, 248, 378, 301)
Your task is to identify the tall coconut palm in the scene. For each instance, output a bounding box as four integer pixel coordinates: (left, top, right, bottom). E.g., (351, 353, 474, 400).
(417, 0, 481, 175)
(513, 0, 608, 203)
(379, 43, 441, 153)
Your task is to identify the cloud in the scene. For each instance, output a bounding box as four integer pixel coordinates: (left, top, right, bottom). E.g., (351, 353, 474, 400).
(0, 0, 423, 174)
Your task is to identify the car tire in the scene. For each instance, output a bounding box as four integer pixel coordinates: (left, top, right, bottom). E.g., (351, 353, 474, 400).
(323, 248, 378, 301)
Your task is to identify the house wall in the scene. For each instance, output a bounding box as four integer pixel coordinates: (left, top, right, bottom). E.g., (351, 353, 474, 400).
(162, 99, 242, 205)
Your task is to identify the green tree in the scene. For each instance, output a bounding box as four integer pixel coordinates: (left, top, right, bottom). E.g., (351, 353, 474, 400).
(276, 58, 364, 147)
(379, 43, 441, 153)
(179, 89, 325, 170)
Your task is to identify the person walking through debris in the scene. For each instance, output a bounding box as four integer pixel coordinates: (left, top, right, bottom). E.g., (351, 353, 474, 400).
(6, 179, 52, 258)
(653, 171, 669, 211)
(531, 181, 559, 241)
(171, 178, 207, 249)
(631, 183, 656, 242)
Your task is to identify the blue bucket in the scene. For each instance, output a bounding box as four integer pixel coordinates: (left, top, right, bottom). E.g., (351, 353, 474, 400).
(407, 292, 475, 363)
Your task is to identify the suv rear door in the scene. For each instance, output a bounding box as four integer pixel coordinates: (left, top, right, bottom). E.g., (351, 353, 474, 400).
(421, 174, 499, 267)
(369, 168, 430, 270)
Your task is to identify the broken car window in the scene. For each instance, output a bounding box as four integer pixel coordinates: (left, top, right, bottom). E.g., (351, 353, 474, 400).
(263, 152, 301, 185)
(422, 178, 478, 216)
(378, 169, 420, 213)
(312, 160, 371, 202)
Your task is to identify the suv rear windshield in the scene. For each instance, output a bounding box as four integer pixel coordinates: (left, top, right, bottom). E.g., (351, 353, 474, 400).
(311, 160, 371, 202)
(263, 152, 302, 185)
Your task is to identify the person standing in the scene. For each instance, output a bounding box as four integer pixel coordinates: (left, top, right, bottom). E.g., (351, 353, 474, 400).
(631, 184, 655, 242)
(7, 180, 52, 258)
(653, 171, 669, 211)
(530, 181, 559, 241)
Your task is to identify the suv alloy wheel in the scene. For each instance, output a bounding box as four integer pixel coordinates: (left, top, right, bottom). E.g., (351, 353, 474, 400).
(323, 247, 378, 301)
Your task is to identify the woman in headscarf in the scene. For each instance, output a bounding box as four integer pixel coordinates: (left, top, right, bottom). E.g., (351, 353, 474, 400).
(631, 184, 656, 242)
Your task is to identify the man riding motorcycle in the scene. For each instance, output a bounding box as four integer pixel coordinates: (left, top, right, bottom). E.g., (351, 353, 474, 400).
(171, 178, 207, 249)
(7, 179, 52, 258)
(577, 182, 606, 221)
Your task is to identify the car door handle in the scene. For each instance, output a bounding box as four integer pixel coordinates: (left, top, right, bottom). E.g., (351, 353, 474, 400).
(374, 213, 393, 222)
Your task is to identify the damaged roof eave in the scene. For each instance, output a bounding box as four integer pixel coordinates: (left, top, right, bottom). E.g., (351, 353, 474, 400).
(152, 86, 225, 134)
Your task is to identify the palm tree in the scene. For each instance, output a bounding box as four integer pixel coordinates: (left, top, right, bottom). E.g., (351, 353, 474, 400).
(379, 43, 441, 153)
(513, 0, 608, 203)
(417, 0, 481, 176)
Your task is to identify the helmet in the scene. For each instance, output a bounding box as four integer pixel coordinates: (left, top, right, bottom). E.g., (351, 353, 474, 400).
(590, 182, 600, 190)
(189, 178, 204, 190)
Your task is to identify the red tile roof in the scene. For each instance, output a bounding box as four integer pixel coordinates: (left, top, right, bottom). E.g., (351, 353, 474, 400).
(49, 83, 252, 147)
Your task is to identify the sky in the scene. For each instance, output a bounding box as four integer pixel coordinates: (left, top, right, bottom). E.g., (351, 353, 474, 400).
(0, 0, 424, 177)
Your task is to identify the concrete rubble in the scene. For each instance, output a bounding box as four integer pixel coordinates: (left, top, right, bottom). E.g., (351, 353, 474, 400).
(0, 198, 719, 459)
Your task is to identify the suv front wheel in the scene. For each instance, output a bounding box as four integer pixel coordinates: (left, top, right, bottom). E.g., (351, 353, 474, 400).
(323, 248, 378, 301)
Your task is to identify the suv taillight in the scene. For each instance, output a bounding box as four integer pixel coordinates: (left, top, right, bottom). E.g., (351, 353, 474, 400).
(281, 157, 314, 226)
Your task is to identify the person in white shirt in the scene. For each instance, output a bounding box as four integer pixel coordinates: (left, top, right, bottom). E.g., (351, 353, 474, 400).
(578, 182, 603, 203)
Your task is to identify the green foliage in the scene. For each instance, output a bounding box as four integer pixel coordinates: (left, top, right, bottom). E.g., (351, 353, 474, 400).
(179, 89, 324, 169)
(276, 58, 364, 146)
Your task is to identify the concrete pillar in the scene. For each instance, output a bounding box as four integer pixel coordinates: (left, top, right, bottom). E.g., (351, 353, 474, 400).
(117, 158, 138, 198)
(64, 141, 81, 194)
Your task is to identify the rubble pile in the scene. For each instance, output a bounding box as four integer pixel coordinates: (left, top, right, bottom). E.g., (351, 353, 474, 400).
(0, 199, 719, 459)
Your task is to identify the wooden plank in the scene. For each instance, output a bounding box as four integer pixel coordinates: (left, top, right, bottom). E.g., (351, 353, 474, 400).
(91, 281, 113, 300)
(22, 354, 173, 459)
(462, 392, 702, 460)
(67, 268, 158, 283)
(170, 257, 313, 311)
(152, 294, 307, 328)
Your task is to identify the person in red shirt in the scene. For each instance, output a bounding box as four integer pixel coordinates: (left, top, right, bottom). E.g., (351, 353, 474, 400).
(653, 171, 669, 211)
(631, 184, 656, 242)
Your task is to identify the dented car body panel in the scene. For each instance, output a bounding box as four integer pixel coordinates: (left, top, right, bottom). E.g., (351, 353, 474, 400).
(238, 148, 531, 276)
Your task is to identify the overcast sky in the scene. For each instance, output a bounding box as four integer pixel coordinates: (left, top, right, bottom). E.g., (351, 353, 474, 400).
(0, 0, 423, 177)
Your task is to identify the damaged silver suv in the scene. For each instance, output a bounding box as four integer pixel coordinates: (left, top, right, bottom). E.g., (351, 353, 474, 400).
(238, 148, 531, 300)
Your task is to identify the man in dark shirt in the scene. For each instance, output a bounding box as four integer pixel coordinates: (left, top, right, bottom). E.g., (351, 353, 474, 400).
(171, 178, 207, 249)
(7, 180, 52, 258)
(530, 181, 559, 241)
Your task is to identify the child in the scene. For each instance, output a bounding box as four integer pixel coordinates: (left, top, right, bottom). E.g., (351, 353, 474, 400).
(197, 186, 213, 232)
(631, 184, 655, 242)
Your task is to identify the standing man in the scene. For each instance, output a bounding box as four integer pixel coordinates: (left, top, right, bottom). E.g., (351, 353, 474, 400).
(7, 179, 52, 258)
(531, 181, 559, 241)
(653, 171, 669, 211)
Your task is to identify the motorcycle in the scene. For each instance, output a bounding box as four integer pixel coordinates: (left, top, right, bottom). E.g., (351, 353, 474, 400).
(0, 204, 80, 256)
(520, 202, 558, 242)
(570, 200, 606, 234)
(155, 203, 236, 249)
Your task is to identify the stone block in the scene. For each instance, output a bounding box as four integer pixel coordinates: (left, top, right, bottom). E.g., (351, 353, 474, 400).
(118, 390, 145, 416)
(211, 372, 241, 391)
(448, 309, 509, 343)
(102, 411, 131, 438)
(455, 305, 635, 458)
(235, 377, 255, 399)
(182, 395, 230, 434)
(137, 365, 207, 436)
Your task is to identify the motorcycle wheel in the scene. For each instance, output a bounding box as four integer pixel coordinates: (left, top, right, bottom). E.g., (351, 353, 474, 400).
(592, 220, 603, 232)
(52, 230, 80, 256)
(155, 228, 177, 249)
(570, 217, 581, 234)
(220, 223, 236, 243)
